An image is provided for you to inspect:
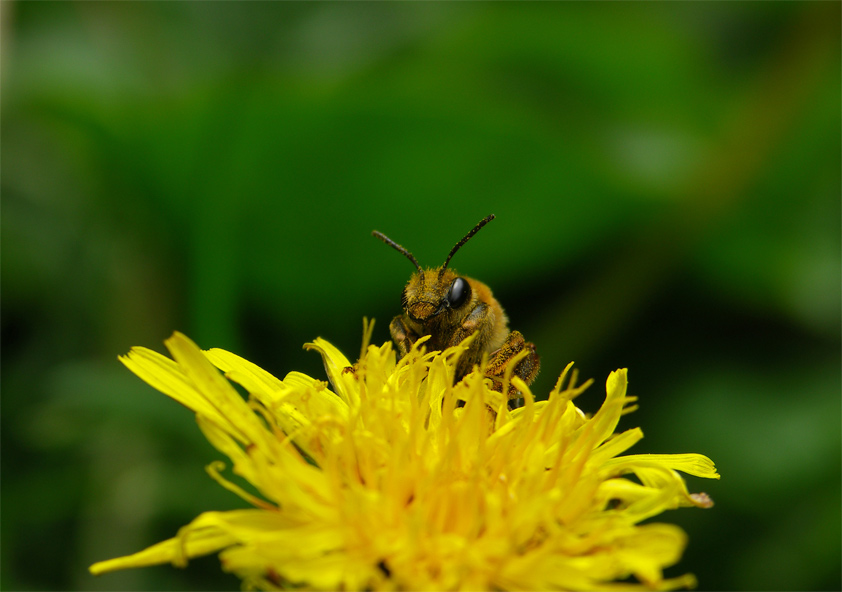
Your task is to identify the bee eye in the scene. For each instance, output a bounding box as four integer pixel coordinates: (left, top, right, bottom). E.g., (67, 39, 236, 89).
(447, 277, 470, 309)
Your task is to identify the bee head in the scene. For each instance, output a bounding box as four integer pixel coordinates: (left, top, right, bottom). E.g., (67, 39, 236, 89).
(399, 267, 473, 322)
(373, 214, 494, 322)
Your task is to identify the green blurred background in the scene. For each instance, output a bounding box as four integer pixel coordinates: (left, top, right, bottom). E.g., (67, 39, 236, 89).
(2, 2, 839, 591)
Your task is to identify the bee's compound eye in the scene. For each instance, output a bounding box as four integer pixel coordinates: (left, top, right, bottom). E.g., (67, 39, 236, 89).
(447, 277, 470, 309)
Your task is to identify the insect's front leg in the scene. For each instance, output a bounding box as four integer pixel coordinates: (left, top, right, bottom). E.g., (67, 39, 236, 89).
(389, 315, 421, 359)
(486, 330, 540, 400)
(446, 302, 495, 382)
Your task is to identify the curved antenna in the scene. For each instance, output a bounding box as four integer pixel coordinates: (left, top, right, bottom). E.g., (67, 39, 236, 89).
(372, 230, 424, 277)
(440, 214, 495, 274)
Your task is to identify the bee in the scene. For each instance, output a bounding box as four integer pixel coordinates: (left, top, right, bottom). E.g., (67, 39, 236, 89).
(372, 214, 539, 399)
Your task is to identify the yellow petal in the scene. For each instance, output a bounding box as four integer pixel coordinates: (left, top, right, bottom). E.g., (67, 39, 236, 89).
(203, 348, 286, 403)
(605, 453, 719, 480)
(303, 338, 359, 407)
(118, 347, 230, 432)
(90, 509, 284, 574)
(165, 332, 267, 446)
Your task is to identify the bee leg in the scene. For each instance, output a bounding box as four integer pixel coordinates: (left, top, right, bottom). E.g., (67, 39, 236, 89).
(485, 330, 540, 401)
(389, 315, 419, 359)
(444, 302, 493, 383)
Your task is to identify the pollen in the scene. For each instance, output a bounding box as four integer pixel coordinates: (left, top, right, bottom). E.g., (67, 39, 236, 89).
(90, 329, 719, 591)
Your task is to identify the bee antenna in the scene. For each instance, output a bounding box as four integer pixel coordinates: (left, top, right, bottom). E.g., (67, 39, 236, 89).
(440, 214, 495, 273)
(372, 230, 424, 277)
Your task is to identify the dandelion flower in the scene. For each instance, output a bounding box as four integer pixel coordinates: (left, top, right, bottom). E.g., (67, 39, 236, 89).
(90, 325, 719, 590)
